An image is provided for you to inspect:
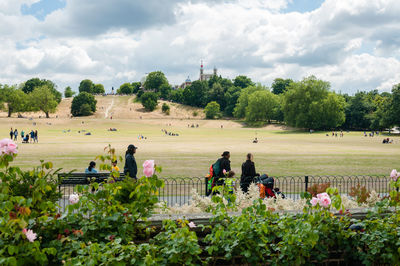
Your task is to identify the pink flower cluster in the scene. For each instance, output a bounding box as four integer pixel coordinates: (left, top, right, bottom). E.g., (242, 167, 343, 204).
(22, 228, 37, 242)
(0, 138, 18, 155)
(310, 192, 331, 208)
(143, 160, 155, 177)
(390, 169, 400, 181)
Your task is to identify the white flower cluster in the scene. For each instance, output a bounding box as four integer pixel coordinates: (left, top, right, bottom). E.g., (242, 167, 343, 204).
(155, 183, 382, 215)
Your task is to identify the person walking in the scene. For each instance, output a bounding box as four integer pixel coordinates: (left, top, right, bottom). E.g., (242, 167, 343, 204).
(9, 128, 13, 139)
(34, 130, 38, 143)
(21, 130, 25, 141)
(240, 153, 259, 193)
(14, 129, 18, 141)
(124, 144, 138, 179)
(30, 130, 34, 143)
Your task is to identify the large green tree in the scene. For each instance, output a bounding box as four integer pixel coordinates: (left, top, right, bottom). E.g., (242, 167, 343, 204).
(117, 83, 133, 94)
(282, 76, 345, 130)
(272, 78, 293, 95)
(223, 86, 242, 117)
(245, 90, 279, 123)
(30, 85, 58, 118)
(21, 78, 62, 103)
(79, 79, 95, 94)
(233, 84, 265, 118)
(143, 71, 168, 93)
(183, 80, 208, 107)
(0, 85, 29, 117)
(93, 84, 105, 94)
(233, 75, 254, 89)
(387, 84, 400, 127)
(343, 92, 375, 130)
(71, 92, 97, 116)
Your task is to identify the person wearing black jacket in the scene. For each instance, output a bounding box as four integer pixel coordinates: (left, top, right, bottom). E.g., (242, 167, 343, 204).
(124, 144, 138, 179)
(214, 151, 231, 188)
(240, 153, 259, 193)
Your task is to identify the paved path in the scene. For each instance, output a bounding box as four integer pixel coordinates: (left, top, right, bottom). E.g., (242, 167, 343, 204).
(104, 97, 115, 118)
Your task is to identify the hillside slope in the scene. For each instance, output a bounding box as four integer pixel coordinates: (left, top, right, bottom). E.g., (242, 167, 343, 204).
(0, 95, 205, 120)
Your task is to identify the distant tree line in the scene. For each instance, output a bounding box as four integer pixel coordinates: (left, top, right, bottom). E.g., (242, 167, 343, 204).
(1, 74, 399, 130)
(120, 71, 400, 130)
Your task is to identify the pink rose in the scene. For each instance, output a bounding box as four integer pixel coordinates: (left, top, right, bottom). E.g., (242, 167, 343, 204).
(310, 197, 319, 206)
(188, 221, 196, 228)
(69, 194, 79, 204)
(317, 192, 328, 199)
(0, 138, 18, 155)
(23, 229, 37, 242)
(143, 160, 155, 177)
(390, 169, 398, 181)
(319, 195, 331, 208)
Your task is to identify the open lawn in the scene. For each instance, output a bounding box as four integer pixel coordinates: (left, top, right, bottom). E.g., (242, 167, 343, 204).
(1, 96, 398, 177)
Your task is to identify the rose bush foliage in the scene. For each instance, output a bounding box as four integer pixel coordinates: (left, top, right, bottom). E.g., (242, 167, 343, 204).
(1, 141, 400, 265)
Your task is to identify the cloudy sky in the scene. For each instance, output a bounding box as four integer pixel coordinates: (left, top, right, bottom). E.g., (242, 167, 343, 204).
(1, 0, 400, 94)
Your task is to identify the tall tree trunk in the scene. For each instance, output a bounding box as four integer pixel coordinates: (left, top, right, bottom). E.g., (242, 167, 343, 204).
(8, 108, 11, 117)
(45, 111, 49, 118)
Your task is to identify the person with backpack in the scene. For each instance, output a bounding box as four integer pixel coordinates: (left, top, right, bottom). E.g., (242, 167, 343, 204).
(240, 153, 259, 193)
(124, 144, 138, 179)
(207, 151, 231, 195)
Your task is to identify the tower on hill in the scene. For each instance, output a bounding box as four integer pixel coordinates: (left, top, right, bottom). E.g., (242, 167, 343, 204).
(199, 61, 217, 81)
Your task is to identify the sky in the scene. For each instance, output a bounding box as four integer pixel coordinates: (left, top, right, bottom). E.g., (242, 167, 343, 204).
(1, 0, 400, 94)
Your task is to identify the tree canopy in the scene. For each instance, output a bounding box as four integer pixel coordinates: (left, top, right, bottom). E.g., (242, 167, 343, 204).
(71, 92, 97, 117)
(64, 86, 75, 98)
(30, 85, 58, 118)
(140, 92, 158, 111)
(143, 71, 169, 93)
(282, 76, 345, 130)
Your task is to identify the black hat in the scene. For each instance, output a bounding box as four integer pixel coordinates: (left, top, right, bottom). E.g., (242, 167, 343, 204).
(221, 151, 230, 157)
(128, 144, 138, 150)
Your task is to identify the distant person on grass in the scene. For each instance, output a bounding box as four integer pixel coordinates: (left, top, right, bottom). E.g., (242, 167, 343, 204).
(10, 128, 13, 139)
(124, 144, 138, 179)
(21, 130, 25, 140)
(85, 161, 97, 173)
(34, 130, 38, 143)
(14, 129, 18, 141)
(240, 153, 260, 193)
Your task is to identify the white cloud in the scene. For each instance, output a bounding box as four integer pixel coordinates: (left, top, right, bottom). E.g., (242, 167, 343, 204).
(0, 0, 400, 94)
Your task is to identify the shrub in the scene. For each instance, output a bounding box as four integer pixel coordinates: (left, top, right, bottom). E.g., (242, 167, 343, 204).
(192, 111, 198, 117)
(141, 92, 158, 111)
(204, 101, 220, 119)
(307, 182, 330, 197)
(71, 92, 97, 116)
(162, 103, 170, 114)
(349, 184, 371, 204)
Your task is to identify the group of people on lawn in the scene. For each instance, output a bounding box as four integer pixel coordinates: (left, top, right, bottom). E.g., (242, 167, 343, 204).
(9, 128, 38, 143)
(85, 145, 282, 199)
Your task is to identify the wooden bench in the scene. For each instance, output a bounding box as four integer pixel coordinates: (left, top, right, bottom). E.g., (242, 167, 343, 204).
(58, 172, 126, 185)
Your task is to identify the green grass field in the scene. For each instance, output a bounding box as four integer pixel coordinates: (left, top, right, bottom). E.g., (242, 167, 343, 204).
(1, 115, 399, 178)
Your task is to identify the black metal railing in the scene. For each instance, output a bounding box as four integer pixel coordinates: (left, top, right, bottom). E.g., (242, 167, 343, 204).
(57, 173, 391, 210)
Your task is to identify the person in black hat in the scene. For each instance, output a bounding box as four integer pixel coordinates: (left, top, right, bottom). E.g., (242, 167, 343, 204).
(124, 144, 138, 179)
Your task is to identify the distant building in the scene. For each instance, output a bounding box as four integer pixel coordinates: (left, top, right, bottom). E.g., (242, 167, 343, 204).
(179, 61, 218, 88)
(179, 76, 192, 89)
(199, 61, 217, 81)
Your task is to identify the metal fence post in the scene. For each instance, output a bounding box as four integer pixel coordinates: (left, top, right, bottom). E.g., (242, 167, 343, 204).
(305, 176, 309, 192)
(205, 177, 209, 196)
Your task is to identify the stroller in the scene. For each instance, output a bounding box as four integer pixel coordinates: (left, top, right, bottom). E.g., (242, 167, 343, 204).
(255, 174, 276, 199)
